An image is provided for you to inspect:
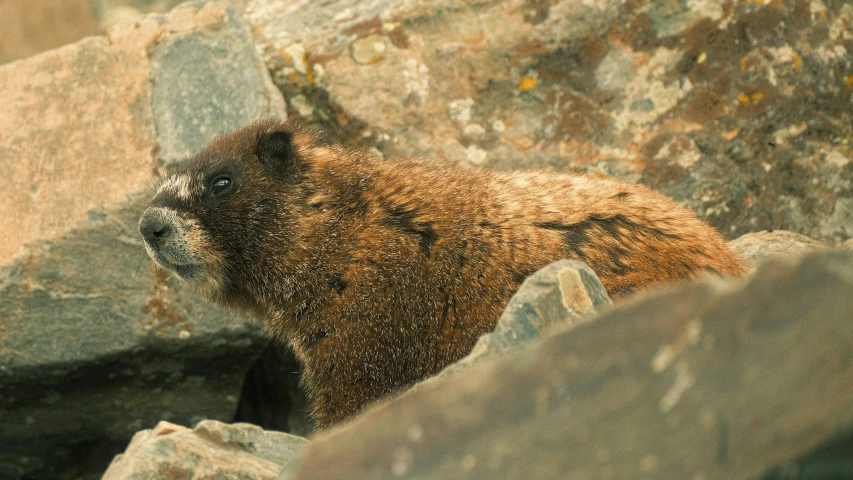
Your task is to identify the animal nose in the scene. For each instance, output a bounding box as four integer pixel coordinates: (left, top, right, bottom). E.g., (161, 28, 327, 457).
(139, 210, 173, 249)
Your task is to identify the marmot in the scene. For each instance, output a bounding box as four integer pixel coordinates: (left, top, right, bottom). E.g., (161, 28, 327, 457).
(138, 119, 747, 428)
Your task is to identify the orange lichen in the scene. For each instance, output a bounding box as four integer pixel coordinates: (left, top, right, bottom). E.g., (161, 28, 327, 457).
(738, 92, 750, 104)
(846, 76, 853, 88)
(750, 93, 764, 102)
(517, 77, 538, 92)
(793, 52, 803, 71)
(304, 53, 315, 85)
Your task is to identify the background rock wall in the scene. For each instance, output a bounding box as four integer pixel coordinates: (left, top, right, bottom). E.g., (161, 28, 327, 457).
(0, 3, 287, 479)
(248, 0, 853, 244)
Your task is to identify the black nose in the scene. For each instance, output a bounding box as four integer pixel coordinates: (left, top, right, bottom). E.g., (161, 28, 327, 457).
(139, 211, 173, 249)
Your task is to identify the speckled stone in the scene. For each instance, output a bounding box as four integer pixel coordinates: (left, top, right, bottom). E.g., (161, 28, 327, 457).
(0, 3, 285, 479)
(103, 420, 307, 480)
(248, 0, 853, 244)
(728, 230, 828, 270)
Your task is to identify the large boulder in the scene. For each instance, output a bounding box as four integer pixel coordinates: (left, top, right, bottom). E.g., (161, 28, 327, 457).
(0, 2, 286, 479)
(291, 250, 853, 480)
(246, 0, 853, 244)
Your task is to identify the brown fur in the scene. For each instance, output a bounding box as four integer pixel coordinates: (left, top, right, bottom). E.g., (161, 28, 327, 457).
(139, 119, 747, 428)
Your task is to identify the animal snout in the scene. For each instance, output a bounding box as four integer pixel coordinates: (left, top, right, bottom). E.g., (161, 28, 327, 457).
(139, 209, 175, 250)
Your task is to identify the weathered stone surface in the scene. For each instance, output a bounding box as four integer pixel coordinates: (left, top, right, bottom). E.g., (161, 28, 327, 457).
(0, 2, 286, 479)
(103, 419, 307, 480)
(291, 251, 853, 480)
(0, 0, 99, 63)
(149, 1, 285, 165)
(728, 230, 828, 270)
(247, 0, 853, 244)
(437, 260, 610, 377)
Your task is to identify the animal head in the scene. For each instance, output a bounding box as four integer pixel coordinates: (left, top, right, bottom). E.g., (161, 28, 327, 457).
(138, 119, 306, 303)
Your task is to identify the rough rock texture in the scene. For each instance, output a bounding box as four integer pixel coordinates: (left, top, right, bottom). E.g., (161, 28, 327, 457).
(438, 260, 611, 377)
(728, 229, 828, 270)
(0, 0, 99, 63)
(291, 251, 853, 480)
(102, 420, 307, 480)
(0, 3, 286, 479)
(0, 0, 218, 64)
(247, 0, 853, 244)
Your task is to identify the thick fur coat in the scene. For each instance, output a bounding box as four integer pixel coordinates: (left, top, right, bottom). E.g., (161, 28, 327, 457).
(139, 119, 747, 428)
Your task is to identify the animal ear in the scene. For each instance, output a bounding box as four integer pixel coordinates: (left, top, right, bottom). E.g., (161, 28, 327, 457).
(254, 129, 295, 169)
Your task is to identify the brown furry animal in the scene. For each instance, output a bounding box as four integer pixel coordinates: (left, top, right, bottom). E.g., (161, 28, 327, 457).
(138, 119, 747, 428)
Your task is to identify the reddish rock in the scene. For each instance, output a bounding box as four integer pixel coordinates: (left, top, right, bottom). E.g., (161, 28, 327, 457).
(0, 3, 286, 479)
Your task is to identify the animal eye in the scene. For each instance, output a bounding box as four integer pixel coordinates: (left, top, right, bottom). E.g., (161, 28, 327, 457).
(209, 175, 234, 196)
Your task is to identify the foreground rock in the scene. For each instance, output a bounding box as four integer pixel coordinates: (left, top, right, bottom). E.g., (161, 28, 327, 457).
(437, 260, 610, 377)
(103, 420, 307, 480)
(292, 251, 853, 479)
(0, 2, 285, 479)
(247, 0, 853, 244)
(728, 229, 829, 270)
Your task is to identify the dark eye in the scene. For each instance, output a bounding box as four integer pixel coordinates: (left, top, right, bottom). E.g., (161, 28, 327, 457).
(209, 175, 234, 196)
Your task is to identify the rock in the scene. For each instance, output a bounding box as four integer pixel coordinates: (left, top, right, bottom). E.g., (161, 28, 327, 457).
(291, 251, 853, 480)
(0, 0, 99, 63)
(0, 2, 287, 479)
(437, 260, 610, 377)
(247, 0, 853, 244)
(728, 230, 828, 270)
(102, 420, 307, 480)
(842, 238, 853, 251)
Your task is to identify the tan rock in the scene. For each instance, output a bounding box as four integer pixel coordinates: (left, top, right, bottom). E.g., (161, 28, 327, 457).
(728, 230, 828, 271)
(0, 0, 99, 63)
(0, 0, 285, 266)
(0, 36, 157, 265)
(103, 420, 307, 480)
(0, 3, 287, 479)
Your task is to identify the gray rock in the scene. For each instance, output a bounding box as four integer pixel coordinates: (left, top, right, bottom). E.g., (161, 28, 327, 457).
(0, 3, 287, 479)
(728, 230, 828, 271)
(150, 1, 286, 166)
(438, 260, 610, 376)
(291, 251, 853, 480)
(103, 419, 307, 480)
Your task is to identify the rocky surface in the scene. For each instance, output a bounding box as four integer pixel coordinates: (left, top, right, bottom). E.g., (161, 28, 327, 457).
(247, 0, 853, 245)
(3, 0, 853, 478)
(437, 260, 611, 377)
(102, 420, 307, 480)
(0, 0, 99, 64)
(292, 250, 853, 480)
(0, 2, 285, 479)
(728, 229, 829, 270)
(0, 0, 211, 64)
